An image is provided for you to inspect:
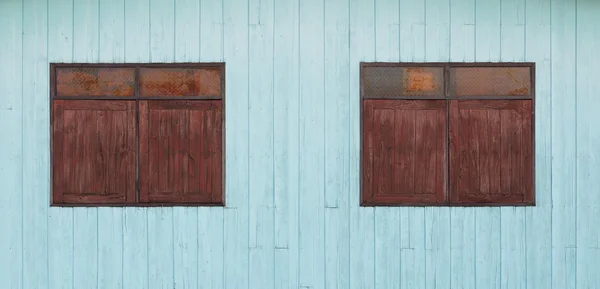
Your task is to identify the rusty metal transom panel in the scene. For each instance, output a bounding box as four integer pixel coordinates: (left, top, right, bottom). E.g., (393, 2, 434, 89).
(360, 62, 535, 207)
(449, 66, 531, 97)
(362, 66, 444, 98)
(139, 67, 222, 97)
(361, 62, 534, 100)
(51, 63, 225, 100)
(55, 67, 135, 97)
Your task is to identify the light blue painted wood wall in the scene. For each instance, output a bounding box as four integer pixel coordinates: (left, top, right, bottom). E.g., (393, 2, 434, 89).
(0, 0, 599, 288)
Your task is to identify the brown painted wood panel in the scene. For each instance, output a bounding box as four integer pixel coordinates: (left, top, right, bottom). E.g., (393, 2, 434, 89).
(449, 66, 531, 97)
(139, 100, 223, 204)
(52, 100, 136, 204)
(362, 99, 447, 205)
(139, 67, 222, 98)
(55, 67, 135, 97)
(449, 100, 533, 204)
(362, 66, 444, 98)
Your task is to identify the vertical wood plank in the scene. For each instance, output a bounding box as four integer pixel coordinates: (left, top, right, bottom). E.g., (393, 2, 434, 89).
(499, 0, 527, 287)
(147, 2, 175, 288)
(98, 0, 125, 286)
(0, 0, 23, 288)
(173, 0, 200, 287)
(450, 0, 475, 62)
(474, 0, 501, 288)
(22, 0, 49, 287)
(122, 0, 150, 287)
(72, 0, 99, 287)
(400, 0, 425, 62)
(424, 0, 451, 287)
(576, 0, 600, 287)
(175, 0, 200, 61)
(324, 0, 350, 287)
(475, 0, 501, 61)
(198, 207, 224, 288)
(449, 0, 476, 287)
(524, 0, 552, 287)
(222, 0, 250, 287)
(200, 0, 223, 59)
(199, 0, 226, 287)
(248, 0, 275, 287)
(47, 0, 74, 287)
(399, 0, 426, 287)
(551, 0, 577, 287)
(273, 0, 300, 286)
(374, 1, 401, 285)
(350, 0, 375, 287)
(299, 0, 326, 287)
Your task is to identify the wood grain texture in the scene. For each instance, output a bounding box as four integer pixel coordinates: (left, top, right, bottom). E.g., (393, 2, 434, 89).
(362, 99, 447, 205)
(139, 100, 223, 204)
(52, 100, 136, 204)
(449, 100, 533, 204)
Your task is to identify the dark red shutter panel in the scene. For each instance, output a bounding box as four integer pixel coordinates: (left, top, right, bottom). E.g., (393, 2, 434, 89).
(362, 99, 447, 205)
(449, 100, 533, 204)
(139, 100, 223, 204)
(52, 100, 136, 204)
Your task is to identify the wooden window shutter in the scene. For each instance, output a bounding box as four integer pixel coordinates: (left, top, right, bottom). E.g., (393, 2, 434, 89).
(138, 100, 224, 204)
(362, 99, 447, 205)
(449, 100, 533, 204)
(52, 100, 137, 204)
(360, 62, 534, 206)
(50, 63, 225, 207)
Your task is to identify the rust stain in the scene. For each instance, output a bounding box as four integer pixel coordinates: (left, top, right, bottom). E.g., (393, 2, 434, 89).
(508, 87, 529, 96)
(405, 68, 437, 92)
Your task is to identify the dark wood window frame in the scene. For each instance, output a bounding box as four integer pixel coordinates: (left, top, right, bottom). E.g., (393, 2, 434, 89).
(360, 62, 535, 207)
(50, 63, 226, 207)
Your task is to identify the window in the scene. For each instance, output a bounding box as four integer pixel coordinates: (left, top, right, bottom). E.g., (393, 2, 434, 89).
(360, 63, 534, 206)
(50, 63, 225, 206)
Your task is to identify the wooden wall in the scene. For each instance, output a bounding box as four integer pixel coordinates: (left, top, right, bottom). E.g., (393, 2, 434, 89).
(0, 0, 599, 288)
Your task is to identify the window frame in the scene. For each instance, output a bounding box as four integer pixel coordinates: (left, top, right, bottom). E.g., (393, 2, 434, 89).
(50, 62, 226, 207)
(359, 62, 535, 207)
